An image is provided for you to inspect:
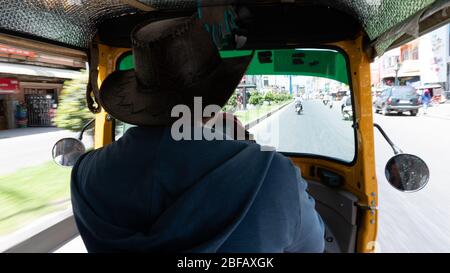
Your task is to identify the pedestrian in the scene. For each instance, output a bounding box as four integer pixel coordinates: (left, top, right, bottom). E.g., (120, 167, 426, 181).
(237, 93, 243, 110)
(421, 89, 431, 115)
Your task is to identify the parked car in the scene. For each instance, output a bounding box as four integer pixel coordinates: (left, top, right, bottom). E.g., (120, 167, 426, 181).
(374, 86, 421, 116)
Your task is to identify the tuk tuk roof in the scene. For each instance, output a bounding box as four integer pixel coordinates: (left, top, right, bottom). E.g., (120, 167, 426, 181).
(0, 0, 448, 57)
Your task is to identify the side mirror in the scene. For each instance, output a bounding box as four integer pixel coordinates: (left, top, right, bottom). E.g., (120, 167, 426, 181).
(385, 154, 429, 192)
(52, 138, 86, 167)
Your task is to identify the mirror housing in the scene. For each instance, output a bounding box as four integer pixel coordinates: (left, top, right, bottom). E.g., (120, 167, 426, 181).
(52, 138, 86, 167)
(385, 154, 429, 192)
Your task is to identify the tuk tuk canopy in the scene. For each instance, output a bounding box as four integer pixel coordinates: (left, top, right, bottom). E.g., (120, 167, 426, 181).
(221, 49, 349, 84)
(0, 0, 448, 58)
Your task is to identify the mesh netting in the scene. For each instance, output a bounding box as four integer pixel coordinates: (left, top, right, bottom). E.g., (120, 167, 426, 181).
(139, 0, 197, 9)
(0, 0, 439, 53)
(321, 0, 434, 40)
(0, 0, 138, 48)
(139, 0, 437, 42)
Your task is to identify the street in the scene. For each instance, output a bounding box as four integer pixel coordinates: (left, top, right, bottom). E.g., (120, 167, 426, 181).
(249, 100, 355, 162)
(2, 101, 450, 252)
(250, 100, 450, 252)
(0, 128, 93, 175)
(373, 108, 450, 252)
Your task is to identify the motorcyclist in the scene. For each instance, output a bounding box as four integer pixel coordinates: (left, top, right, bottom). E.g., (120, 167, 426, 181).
(294, 96, 303, 114)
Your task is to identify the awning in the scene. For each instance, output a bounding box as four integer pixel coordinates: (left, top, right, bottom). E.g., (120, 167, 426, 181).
(0, 62, 82, 80)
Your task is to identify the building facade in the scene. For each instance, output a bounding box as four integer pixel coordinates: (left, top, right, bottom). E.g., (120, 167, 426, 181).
(0, 35, 86, 130)
(371, 23, 450, 98)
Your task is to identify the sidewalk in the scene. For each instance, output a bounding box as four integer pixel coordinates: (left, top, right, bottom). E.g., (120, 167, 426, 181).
(0, 127, 92, 175)
(424, 102, 450, 120)
(244, 100, 293, 129)
(0, 127, 64, 139)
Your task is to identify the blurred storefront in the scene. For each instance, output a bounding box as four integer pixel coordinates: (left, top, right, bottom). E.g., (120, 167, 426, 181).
(0, 78, 19, 130)
(0, 35, 86, 130)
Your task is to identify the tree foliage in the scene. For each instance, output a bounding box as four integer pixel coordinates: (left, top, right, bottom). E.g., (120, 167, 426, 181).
(249, 92, 264, 105)
(53, 70, 94, 131)
(264, 92, 276, 105)
(222, 93, 238, 112)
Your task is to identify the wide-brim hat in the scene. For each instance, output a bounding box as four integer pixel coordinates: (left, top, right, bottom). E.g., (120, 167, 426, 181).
(99, 14, 252, 126)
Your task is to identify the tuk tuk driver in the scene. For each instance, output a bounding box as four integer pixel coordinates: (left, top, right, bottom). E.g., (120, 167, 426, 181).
(70, 13, 325, 253)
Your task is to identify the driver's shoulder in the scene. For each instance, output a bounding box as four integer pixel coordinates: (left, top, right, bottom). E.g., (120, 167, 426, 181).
(260, 151, 303, 194)
(274, 152, 299, 176)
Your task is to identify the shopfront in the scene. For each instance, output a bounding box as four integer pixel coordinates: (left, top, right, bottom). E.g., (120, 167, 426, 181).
(0, 77, 19, 130)
(21, 82, 60, 127)
(0, 37, 85, 131)
(0, 63, 82, 130)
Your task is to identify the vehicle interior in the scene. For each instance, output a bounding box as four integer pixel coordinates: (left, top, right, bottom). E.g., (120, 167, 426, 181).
(1, 0, 448, 253)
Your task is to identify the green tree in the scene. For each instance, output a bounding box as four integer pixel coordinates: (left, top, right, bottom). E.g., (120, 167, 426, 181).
(264, 92, 276, 105)
(222, 93, 238, 112)
(228, 93, 238, 108)
(53, 71, 94, 131)
(280, 93, 293, 102)
(249, 93, 263, 106)
(273, 93, 283, 103)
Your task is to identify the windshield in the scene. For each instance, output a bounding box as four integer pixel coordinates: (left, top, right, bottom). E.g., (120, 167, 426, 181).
(115, 48, 356, 163)
(221, 49, 355, 163)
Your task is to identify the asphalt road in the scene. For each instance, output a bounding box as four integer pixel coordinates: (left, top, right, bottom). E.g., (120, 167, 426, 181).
(373, 110, 450, 252)
(0, 128, 94, 176)
(250, 99, 450, 252)
(4, 101, 450, 252)
(249, 100, 355, 161)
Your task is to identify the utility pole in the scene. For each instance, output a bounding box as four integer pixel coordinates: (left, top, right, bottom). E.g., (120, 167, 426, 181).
(289, 75, 293, 95)
(242, 87, 247, 110)
(394, 62, 400, 86)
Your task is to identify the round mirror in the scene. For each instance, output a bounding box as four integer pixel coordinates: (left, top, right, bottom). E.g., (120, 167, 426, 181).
(52, 138, 86, 167)
(385, 154, 429, 192)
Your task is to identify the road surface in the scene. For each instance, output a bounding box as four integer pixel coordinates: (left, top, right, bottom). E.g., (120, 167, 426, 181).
(250, 100, 450, 252)
(373, 109, 450, 252)
(0, 128, 93, 176)
(250, 99, 354, 161)
(4, 101, 450, 253)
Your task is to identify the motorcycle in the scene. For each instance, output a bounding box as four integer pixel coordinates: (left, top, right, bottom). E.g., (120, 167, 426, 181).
(295, 102, 303, 115)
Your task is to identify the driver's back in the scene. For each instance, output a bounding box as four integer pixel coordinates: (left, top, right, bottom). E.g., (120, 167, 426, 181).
(70, 126, 325, 252)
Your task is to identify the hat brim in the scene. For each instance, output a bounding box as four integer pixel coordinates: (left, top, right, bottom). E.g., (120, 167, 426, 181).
(100, 55, 252, 126)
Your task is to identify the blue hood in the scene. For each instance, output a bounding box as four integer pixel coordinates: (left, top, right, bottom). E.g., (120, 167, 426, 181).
(71, 126, 285, 252)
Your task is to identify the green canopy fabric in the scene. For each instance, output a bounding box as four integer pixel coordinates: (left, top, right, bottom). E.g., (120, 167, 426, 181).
(220, 49, 349, 85)
(118, 48, 349, 84)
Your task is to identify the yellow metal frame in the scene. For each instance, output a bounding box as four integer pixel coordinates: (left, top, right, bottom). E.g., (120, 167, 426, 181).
(290, 36, 378, 252)
(93, 44, 130, 149)
(93, 35, 378, 252)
